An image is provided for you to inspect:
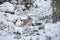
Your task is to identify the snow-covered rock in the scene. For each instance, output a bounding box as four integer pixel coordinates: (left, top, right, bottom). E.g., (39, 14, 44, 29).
(44, 22, 60, 40)
(7, 15, 18, 22)
(0, 2, 14, 12)
(45, 22, 60, 35)
(0, 12, 8, 25)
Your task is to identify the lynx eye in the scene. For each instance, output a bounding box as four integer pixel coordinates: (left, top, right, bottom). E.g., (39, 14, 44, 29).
(21, 20, 23, 22)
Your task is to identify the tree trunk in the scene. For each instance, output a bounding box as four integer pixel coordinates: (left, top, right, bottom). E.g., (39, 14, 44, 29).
(52, 0, 60, 23)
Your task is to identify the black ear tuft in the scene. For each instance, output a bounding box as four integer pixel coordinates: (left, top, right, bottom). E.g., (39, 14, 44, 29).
(11, 12, 14, 14)
(35, 23, 42, 25)
(45, 0, 47, 1)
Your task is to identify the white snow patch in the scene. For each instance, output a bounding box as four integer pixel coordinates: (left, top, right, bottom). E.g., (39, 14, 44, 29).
(0, 2, 14, 12)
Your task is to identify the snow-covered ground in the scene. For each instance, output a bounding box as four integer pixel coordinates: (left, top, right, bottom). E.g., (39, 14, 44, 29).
(0, 0, 60, 40)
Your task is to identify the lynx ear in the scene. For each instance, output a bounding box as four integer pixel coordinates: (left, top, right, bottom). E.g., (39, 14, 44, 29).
(27, 16, 30, 17)
(27, 16, 29, 18)
(27, 16, 31, 19)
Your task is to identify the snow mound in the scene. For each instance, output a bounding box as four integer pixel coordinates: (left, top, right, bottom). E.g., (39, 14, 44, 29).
(0, 12, 8, 25)
(0, 2, 14, 12)
(45, 22, 60, 35)
(7, 15, 18, 22)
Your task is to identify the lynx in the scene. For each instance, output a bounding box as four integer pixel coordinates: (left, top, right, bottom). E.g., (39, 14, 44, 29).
(20, 16, 32, 27)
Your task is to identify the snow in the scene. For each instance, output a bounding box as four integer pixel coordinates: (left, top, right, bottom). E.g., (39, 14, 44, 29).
(45, 22, 60, 35)
(45, 22, 60, 40)
(0, 0, 60, 40)
(0, 2, 14, 12)
(7, 15, 18, 22)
